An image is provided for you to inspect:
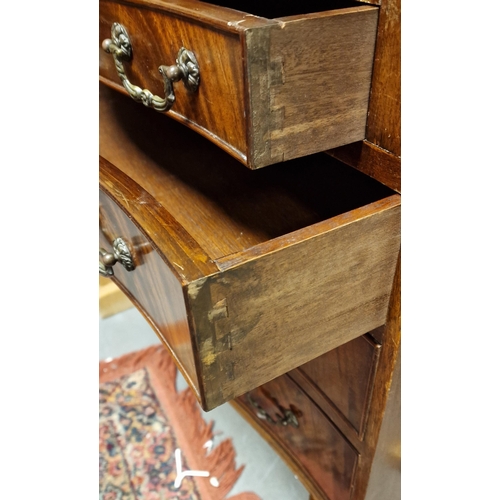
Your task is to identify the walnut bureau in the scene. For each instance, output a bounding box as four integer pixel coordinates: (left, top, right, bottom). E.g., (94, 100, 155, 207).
(99, 0, 401, 499)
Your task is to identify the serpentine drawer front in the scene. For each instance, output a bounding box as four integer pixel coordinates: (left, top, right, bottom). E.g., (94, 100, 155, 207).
(99, 85, 400, 411)
(235, 374, 358, 500)
(99, 0, 379, 169)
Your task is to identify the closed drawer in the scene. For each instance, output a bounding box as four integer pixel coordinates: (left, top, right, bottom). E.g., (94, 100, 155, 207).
(293, 332, 381, 438)
(99, 0, 378, 169)
(99, 84, 400, 411)
(234, 374, 358, 500)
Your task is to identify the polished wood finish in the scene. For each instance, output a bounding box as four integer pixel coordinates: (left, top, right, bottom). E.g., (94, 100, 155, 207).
(230, 323, 399, 500)
(99, 0, 378, 169)
(99, 163, 210, 395)
(234, 375, 358, 500)
(233, 314, 400, 500)
(99, 84, 401, 411)
(99, 0, 401, 494)
(99, 0, 249, 162)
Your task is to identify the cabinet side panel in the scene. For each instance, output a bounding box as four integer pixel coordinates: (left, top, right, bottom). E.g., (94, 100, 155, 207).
(364, 349, 401, 500)
(298, 334, 381, 437)
(365, 0, 401, 156)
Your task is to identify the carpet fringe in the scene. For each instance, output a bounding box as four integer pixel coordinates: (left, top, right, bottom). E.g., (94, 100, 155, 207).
(100, 345, 261, 500)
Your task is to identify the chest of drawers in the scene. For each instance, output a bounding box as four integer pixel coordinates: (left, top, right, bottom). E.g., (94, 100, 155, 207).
(99, 0, 401, 497)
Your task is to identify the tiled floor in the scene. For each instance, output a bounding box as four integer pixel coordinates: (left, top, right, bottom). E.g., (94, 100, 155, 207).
(100, 306, 310, 500)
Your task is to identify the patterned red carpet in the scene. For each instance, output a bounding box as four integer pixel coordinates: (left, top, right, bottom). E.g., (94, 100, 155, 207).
(99, 345, 261, 500)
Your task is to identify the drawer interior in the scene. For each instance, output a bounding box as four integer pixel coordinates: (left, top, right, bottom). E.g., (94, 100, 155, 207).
(99, 84, 395, 263)
(100, 81, 400, 409)
(199, 0, 363, 19)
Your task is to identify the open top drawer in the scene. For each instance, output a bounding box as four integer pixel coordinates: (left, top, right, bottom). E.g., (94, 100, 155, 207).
(99, 85, 400, 411)
(99, 0, 379, 169)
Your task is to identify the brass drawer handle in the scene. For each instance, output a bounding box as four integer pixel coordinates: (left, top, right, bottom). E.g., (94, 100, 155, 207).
(247, 394, 299, 428)
(102, 22, 200, 112)
(99, 237, 136, 277)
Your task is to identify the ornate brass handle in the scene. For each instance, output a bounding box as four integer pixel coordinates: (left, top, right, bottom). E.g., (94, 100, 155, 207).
(247, 394, 299, 428)
(101, 22, 200, 112)
(99, 237, 136, 277)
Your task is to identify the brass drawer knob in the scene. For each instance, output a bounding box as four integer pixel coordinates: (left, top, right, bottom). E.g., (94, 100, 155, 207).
(102, 22, 200, 112)
(99, 237, 136, 277)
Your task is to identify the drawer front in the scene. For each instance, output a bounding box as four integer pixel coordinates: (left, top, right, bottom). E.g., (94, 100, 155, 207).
(99, 0, 249, 163)
(234, 374, 358, 500)
(99, 0, 378, 169)
(296, 332, 381, 438)
(99, 185, 201, 396)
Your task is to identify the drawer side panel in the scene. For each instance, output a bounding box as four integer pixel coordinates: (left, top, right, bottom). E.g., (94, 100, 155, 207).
(248, 8, 379, 167)
(189, 198, 400, 409)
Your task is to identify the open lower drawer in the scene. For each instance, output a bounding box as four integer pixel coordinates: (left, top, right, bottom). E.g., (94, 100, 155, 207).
(99, 0, 379, 169)
(99, 85, 400, 411)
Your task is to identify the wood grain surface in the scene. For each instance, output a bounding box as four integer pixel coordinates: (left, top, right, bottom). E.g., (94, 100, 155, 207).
(100, 83, 400, 410)
(296, 333, 381, 438)
(188, 195, 400, 409)
(329, 0, 401, 192)
(350, 253, 401, 500)
(234, 374, 359, 500)
(99, 0, 250, 162)
(99, 0, 401, 495)
(365, 0, 400, 156)
(100, 84, 397, 262)
(250, 7, 378, 167)
(99, 166, 209, 395)
(100, 0, 379, 168)
(364, 348, 400, 500)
